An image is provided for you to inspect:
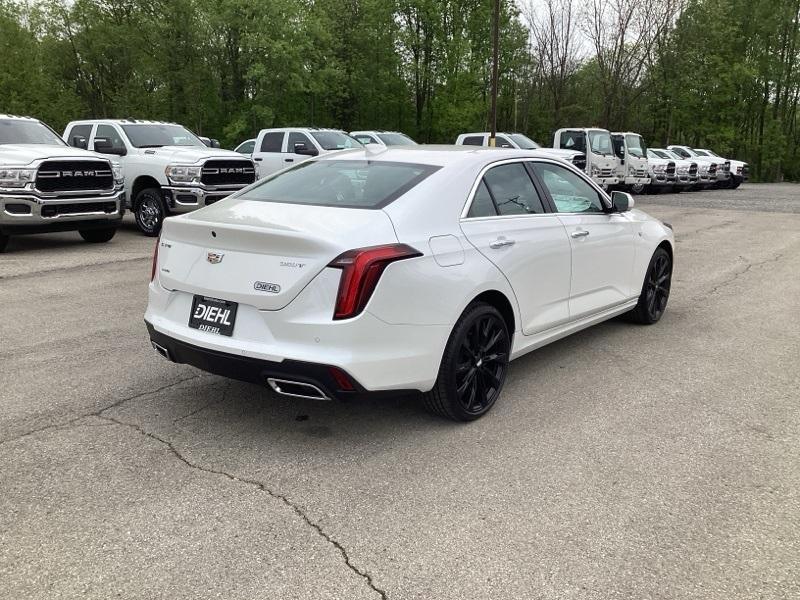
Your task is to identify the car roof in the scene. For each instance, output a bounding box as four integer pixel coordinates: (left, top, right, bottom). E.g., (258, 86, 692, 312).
(68, 118, 182, 126)
(259, 127, 345, 133)
(313, 144, 562, 167)
(0, 114, 39, 121)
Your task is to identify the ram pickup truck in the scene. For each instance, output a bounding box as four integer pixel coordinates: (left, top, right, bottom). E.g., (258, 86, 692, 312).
(1, 114, 124, 253)
(644, 149, 677, 193)
(251, 128, 362, 178)
(667, 145, 729, 188)
(553, 128, 619, 188)
(610, 132, 650, 193)
(650, 148, 698, 191)
(693, 148, 749, 188)
(63, 119, 256, 236)
(455, 132, 587, 173)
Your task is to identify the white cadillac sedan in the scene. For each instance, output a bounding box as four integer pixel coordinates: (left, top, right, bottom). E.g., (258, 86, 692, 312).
(145, 146, 674, 421)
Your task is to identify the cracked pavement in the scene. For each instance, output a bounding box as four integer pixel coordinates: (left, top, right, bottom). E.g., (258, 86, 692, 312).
(1, 183, 799, 599)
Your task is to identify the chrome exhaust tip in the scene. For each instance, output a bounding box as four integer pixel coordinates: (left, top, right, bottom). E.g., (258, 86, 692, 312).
(151, 341, 172, 362)
(266, 378, 331, 401)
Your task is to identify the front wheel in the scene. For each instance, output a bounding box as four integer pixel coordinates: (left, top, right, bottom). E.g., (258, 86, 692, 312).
(630, 183, 646, 195)
(134, 188, 167, 236)
(79, 227, 117, 243)
(628, 247, 672, 324)
(422, 302, 511, 421)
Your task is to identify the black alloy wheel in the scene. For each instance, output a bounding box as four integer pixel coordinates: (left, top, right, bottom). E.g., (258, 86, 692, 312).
(134, 188, 167, 236)
(423, 302, 510, 421)
(629, 247, 672, 324)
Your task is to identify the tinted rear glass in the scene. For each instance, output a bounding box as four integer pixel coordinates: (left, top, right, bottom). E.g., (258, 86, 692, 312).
(238, 160, 440, 209)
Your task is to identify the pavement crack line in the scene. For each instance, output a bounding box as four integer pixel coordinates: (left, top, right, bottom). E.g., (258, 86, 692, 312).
(173, 380, 231, 426)
(698, 252, 785, 299)
(0, 374, 204, 447)
(98, 413, 389, 600)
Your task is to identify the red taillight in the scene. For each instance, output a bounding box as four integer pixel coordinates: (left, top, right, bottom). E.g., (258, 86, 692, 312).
(151, 238, 159, 282)
(328, 243, 422, 320)
(328, 366, 355, 391)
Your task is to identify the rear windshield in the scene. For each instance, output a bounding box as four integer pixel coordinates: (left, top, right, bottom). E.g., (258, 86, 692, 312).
(238, 159, 440, 209)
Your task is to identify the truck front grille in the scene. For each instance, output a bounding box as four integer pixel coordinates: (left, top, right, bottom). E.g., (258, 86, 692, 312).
(35, 160, 113, 193)
(201, 160, 256, 186)
(689, 163, 698, 176)
(600, 168, 614, 177)
(666, 162, 676, 175)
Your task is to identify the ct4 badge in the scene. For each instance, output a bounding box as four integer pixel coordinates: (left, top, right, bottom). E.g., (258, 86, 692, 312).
(206, 251, 224, 264)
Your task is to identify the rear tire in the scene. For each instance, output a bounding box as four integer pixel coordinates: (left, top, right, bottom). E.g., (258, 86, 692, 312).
(630, 183, 646, 194)
(79, 227, 117, 244)
(134, 188, 167, 236)
(628, 247, 672, 325)
(0, 233, 9, 253)
(422, 302, 511, 421)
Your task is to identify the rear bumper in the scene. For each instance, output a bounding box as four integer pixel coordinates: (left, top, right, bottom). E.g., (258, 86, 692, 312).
(146, 322, 416, 401)
(0, 188, 125, 233)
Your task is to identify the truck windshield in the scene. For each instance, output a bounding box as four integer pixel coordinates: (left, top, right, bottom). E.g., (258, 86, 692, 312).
(588, 130, 613, 156)
(0, 119, 66, 146)
(509, 134, 541, 149)
(625, 135, 646, 158)
(121, 124, 205, 148)
(671, 147, 695, 158)
(651, 150, 671, 159)
(238, 159, 439, 209)
(377, 133, 417, 146)
(310, 131, 363, 151)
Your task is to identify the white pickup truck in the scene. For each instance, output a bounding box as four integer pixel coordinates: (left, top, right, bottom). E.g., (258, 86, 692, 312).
(455, 132, 587, 172)
(63, 119, 256, 235)
(251, 128, 362, 178)
(1, 114, 125, 253)
(610, 132, 650, 193)
(667, 145, 730, 189)
(553, 128, 619, 188)
(693, 148, 749, 189)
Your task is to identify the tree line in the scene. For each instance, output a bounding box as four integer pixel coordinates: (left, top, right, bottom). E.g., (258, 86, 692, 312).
(1, 0, 799, 181)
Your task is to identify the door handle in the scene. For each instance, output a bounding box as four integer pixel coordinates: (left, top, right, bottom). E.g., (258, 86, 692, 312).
(571, 230, 590, 238)
(489, 238, 516, 249)
(253, 157, 263, 161)
(284, 158, 294, 163)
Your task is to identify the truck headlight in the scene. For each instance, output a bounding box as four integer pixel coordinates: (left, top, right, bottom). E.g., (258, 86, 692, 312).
(653, 164, 666, 173)
(111, 162, 124, 184)
(591, 165, 600, 176)
(165, 165, 202, 184)
(0, 167, 36, 188)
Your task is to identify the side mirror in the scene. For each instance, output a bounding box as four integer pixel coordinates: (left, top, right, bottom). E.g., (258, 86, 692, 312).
(210, 138, 221, 148)
(611, 190, 634, 212)
(93, 137, 126, 156)
(72, 135, 88, 150)
(294, 142, 318, 157)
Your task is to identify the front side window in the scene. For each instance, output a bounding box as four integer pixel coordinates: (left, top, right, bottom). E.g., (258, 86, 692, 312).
(482, 163, 545, 216)
(694, 149, 709, 156)
(652, 150, 671, 160)
(560, 131, 586, 153)
(612, 135, 625, 158)
(509, 134, 540, 149)
(0, 119, 65, 146)
(288, 132, 314, 153)
(235, 140, 255, 154)
(260, 132, 284, 152)
(377, 133, 416, 146)
(66, 124, 92, 149)
(533, 162, 605, 214)
(495, 135, 514, 149)
(310, 131, 362, 151)
(238, 160, 439, 209)
(462, 135, 485, 146)
(120, 124, 204, 148)
(588, 130, 613, 156)
(626, 135, 646, 158)
(354, 134, 378, 145)
(95, 125, 126, 153)
(671, 147, 692, 158)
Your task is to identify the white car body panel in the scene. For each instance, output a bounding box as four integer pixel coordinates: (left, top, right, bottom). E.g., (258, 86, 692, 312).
(145, 146, 674, 395)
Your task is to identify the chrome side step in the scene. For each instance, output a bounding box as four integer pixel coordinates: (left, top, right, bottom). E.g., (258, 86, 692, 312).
(267, 378, 331, 401)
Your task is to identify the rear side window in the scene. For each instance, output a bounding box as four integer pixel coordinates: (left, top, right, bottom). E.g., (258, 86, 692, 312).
(354, 134, 378, 145)
(260, 132, 284, 152)
(483, 163, 545, 216)
(462, 135, 484, 146)
(67, 124, 92, 149)
(467, 181, 497, 218)
(239, 160, 440, 209)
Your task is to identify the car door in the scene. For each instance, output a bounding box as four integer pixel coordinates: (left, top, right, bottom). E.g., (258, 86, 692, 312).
(531, 160, 636, 319)
(459, 160, 572, 335)
(252, 131, 285, 177)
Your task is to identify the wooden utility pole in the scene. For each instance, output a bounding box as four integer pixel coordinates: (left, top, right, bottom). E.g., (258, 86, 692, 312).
(489, 0, 500, 146)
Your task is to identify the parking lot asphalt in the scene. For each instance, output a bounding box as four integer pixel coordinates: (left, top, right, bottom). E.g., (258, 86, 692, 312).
(1, 183, 799, 599)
